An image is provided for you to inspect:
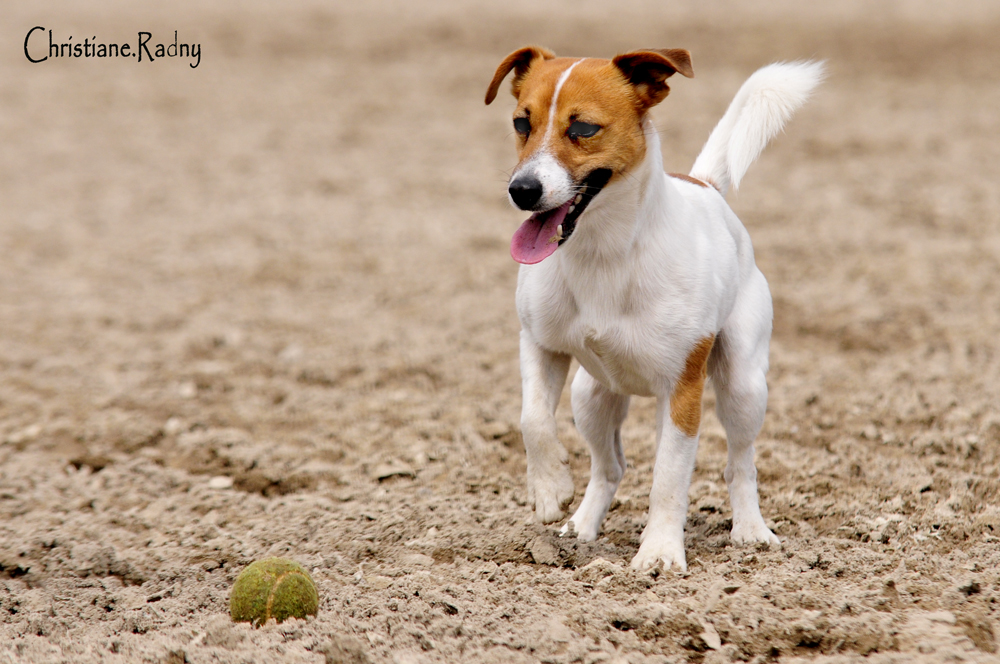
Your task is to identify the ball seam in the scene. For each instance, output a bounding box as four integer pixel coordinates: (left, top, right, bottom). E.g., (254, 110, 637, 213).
(265, 570, 310, 624)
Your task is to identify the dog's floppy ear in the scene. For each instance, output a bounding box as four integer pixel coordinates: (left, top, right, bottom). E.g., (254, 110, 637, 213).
(485, 46, 556, 105)
(612, 48, 693, 110)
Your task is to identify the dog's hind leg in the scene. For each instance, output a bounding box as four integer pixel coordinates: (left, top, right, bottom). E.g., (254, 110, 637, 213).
(710, 270, 781, 548)
(520, 330, 575, 523)
(561, 367, 629, 541)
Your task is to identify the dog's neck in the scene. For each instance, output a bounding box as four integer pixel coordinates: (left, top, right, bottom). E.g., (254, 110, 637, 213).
(559, 117, 671, 267)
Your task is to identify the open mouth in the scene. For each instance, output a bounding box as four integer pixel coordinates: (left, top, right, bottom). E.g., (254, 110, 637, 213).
(510, 169, 613, 264)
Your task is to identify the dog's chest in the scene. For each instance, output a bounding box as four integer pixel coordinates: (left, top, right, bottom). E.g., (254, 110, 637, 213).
(574, 322, 662, 397)
(524, 277, 686, 397)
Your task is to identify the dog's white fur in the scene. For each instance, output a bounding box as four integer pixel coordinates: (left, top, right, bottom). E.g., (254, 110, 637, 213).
(512, 60, 824, 571)
(691, 61, 827, 194)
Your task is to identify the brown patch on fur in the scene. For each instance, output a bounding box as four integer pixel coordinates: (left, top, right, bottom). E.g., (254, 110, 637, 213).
(670, 336, 715, 437)
(612, 49, 693, 110)
(484, 46, 555, 105)
(636, 49, 694, 78)
(668, 173, 710, 188)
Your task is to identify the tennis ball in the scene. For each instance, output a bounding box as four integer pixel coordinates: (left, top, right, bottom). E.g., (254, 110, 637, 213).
(230, 557, 319, 626)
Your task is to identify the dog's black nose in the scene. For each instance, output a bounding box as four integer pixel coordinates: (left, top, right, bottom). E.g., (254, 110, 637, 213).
(509, 176, 543, 210)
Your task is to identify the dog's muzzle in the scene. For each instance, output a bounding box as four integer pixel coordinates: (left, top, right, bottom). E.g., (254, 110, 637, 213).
(509, 168, 613, 264)
(508, 175, 543, 210)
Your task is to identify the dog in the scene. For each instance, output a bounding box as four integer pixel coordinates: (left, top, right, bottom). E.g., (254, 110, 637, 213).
(485, 46, 823, 571)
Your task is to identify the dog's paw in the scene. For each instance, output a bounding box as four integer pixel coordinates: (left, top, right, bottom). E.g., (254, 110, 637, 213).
(527, 464, 574, 524)
(731, 520, 781, 548)
(630, 536, 687, 572)
(561, 500, 606, 542)
(559, 517, 597, 542)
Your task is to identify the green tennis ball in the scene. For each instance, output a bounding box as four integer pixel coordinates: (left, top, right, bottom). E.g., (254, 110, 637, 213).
(230, 557, 319, 626)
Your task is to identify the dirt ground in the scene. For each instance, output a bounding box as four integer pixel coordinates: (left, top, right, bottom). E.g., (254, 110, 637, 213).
(3, 1, 1000, 662)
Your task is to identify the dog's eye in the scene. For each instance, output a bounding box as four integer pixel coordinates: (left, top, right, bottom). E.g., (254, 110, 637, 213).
(567, 121, 600, 139)
(513, 117, 531, 135)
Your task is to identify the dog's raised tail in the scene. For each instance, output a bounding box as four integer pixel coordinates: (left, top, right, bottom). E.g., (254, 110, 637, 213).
(689, 61, 825, 196)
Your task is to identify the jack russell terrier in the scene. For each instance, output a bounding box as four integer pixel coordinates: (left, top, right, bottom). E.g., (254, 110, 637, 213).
(486, 46, 823, 571)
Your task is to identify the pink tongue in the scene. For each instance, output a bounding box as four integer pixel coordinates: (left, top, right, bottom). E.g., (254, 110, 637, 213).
(510, 201, 571, 264)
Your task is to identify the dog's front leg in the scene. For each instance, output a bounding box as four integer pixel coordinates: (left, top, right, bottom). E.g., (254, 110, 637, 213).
(561, 367, 629, 541)
(519, 330, 574, 523)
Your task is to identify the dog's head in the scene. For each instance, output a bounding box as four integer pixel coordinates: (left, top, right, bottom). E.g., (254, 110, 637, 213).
(486, 46, 692, 264)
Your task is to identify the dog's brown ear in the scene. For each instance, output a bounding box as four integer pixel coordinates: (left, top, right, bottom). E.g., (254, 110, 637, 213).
(612, 49, 693, 110)
(485, 46, 556, 105)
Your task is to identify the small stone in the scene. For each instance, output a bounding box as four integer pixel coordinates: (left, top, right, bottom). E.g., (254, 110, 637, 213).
(573, 558, 621, 584)
(372, 463, 415, 481)
(279, 344, 303, 361)
(700, 620, 722, 650)
(529, 537, 559, 566)
(368, 576, 394, 590)
(208, 476, 234, 490)
(401, 553, 434, 568)
(546, 615, 573, 643)
(926, 611, 957, 625)
(4, 424, 42, 445)
(323, 634, 370, 664)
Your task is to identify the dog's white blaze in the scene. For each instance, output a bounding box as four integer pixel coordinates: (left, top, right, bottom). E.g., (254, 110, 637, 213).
(509, 59, 586, 210)
(542, 58, 586, 146)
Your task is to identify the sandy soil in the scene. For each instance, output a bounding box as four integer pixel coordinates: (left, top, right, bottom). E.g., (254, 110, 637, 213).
(3, 1, 1000, 662)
